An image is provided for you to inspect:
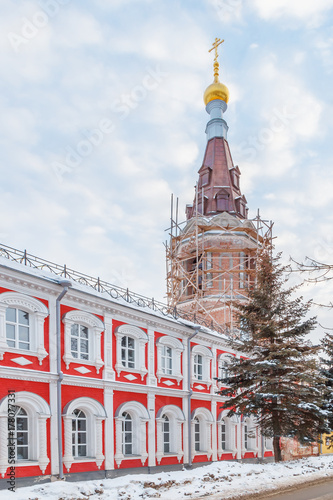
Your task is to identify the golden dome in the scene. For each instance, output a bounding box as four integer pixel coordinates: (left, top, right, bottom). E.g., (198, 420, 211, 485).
(203, 79, 229, 105)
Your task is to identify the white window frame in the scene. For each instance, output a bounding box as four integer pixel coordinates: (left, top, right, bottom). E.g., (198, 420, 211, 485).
(217, 411, 238, 459)
(115, 325, 148, 380)
(217, 353, 234, 389)
(191, 345, 213, 388)
(156, 336, 184, 384)
(191, 408, 213, 460)
(242, 416, 258, 454)
(0, 391, 50, 477)
(72, 409, 87, 458)
(62, 310, 104, 373)
(62, 397, 106, 472)
(0, 292, 48, 364)
(156, 405, 185, 464)
(114, 401, 149, 467)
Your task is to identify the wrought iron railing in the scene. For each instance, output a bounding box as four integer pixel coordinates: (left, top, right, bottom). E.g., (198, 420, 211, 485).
(0, 243, 225, 335)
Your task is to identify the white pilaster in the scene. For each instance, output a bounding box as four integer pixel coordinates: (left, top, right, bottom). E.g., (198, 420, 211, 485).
(147, 392, 155, 466)
(104, 313, 115, 380)
(147, 327, 157, 386)
(211, 400, 217, 461)
(104, 387, 114, 470)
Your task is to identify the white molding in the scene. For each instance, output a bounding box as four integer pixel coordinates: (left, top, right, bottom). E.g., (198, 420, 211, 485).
(155, 405, 185, 464)
(191, 345, 213, 389)
(156, 336, 184, 384)
(62, 310, 104, 373)
(62, 397, 106, 472)
(191, 407, 214, 461)
(115, 325, 148, 380)
(114, 401, 149, 467)
(0, 391, 50, 477)
(217, 411, 238, 459)
(0, 292, 49, 364)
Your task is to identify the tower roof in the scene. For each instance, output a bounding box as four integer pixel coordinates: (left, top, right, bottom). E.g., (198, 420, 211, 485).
(186, 136, 248, 220)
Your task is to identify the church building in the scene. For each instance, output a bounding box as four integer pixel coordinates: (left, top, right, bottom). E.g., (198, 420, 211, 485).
(0, 40, 273, 489)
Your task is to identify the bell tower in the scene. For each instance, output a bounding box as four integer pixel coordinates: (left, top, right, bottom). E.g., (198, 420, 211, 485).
(166, 39, 272, 337)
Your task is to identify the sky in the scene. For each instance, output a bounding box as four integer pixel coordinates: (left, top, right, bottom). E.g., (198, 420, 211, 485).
(0, 0, 333, 341)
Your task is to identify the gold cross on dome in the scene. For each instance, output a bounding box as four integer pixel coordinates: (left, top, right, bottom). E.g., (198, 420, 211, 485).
(209, 37, 224, 64)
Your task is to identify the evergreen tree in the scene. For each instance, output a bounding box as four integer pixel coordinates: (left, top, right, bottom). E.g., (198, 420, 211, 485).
(218, 247, 327, 462)
(321, 332, 333, 447)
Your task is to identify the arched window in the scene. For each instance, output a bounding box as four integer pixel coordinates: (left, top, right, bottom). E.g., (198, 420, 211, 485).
(194, 417, 200, 451)
(11, 406, 29, 460)
(191, 345, 213, 388)
(162, 415, 170, 453)
(72, 409, 87, 458)
(217, 411, 238, 458)
(217, 354, 235, 388)
(115, 325, 148, 380)
(221, 418, 226, 451)
(242, 416, 258, 454)
(63, 397, 106, 472)
(122, 412, 133, 455)
(121, 336, 135, 368)
(156, 405, 185, 464)
(62, 310, 104, 373)
(114, 401, 149, 467)
(191, 408, 214, 460)
(0, 292, 49, 364)
(0, 392, 51, 478)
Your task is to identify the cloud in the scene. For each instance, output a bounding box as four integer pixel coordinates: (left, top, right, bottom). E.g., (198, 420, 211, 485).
(252, 0, 333, 25)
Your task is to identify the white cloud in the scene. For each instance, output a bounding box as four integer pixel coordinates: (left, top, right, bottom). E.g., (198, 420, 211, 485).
(253, 0, 333, 24)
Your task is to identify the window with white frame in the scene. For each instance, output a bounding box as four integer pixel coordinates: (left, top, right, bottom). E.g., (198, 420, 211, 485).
(62, 310, 104, 373)
(156, 336, 184, 384)
(155, 405, 185, 464)
(115, 325, 148, 380)
(0, 391, 51, 478)
(242, 417, 257, 453)
(122, 412, 133, 455)
(217, 412, 238, 457)
(121, 336, 135, 368)
(191, 408, 213, 460)
(0, 292, 49, 364)
(62, 397, 106, 472)
(194, 354, 203, 380)
(114, 401, 149, 467)
(71, 325, 89, 361)
(72, 409, 87, 458)
(191, 345, 213, 388)
(217, 354, 234, 387)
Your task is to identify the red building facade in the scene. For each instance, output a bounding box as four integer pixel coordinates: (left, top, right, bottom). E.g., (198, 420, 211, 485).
(0, 249, 273, 487)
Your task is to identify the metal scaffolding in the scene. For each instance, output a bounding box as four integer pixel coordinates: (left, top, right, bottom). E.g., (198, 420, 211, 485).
(165, 193, 274, 337)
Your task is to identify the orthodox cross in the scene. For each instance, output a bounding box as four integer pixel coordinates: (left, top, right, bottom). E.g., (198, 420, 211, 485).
(209, 37, 224, 81)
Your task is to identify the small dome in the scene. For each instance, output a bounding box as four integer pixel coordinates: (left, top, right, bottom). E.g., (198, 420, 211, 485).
(203, 80, 229, 106)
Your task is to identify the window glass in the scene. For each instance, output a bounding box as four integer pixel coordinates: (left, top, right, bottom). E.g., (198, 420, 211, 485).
(221, 419, 226, 450)
(72, 409, 87, 457)
(6, 308, 30, 350)
(194, 354, 203, 380)
(9, 406, 29, 461)
(121, 336, 135, 368)
(194, 417, 200, 451)
(161, 346, 172, 375)
(122, 412, 133, 455)
(162, 415, 170, 453)
(71, 324, 89, 361)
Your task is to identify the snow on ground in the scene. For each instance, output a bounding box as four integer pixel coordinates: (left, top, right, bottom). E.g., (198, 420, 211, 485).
(1, 455, 333, 500)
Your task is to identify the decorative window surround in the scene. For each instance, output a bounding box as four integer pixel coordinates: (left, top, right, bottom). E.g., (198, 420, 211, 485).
(0, 392, 50, 477)
(217, 411, 238, 459)
(156, 336, 184, 384)
(62, 310, 104, 374)
(156, 405, 185, 464)
(115, 325, 148, 381)
(114, 401, 149, 467)
(242, 416, 258, 455)
(0, 292, 49, 364)
(62, 397, 106, 472)
(191, 345, 213, 389)
(190, 408, 214, 460)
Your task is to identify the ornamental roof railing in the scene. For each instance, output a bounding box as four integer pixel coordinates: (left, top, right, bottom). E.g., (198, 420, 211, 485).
(0, 243, 225, 336)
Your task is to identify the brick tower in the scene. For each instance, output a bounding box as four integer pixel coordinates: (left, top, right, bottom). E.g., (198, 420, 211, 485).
(166, 39, 271, 336)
